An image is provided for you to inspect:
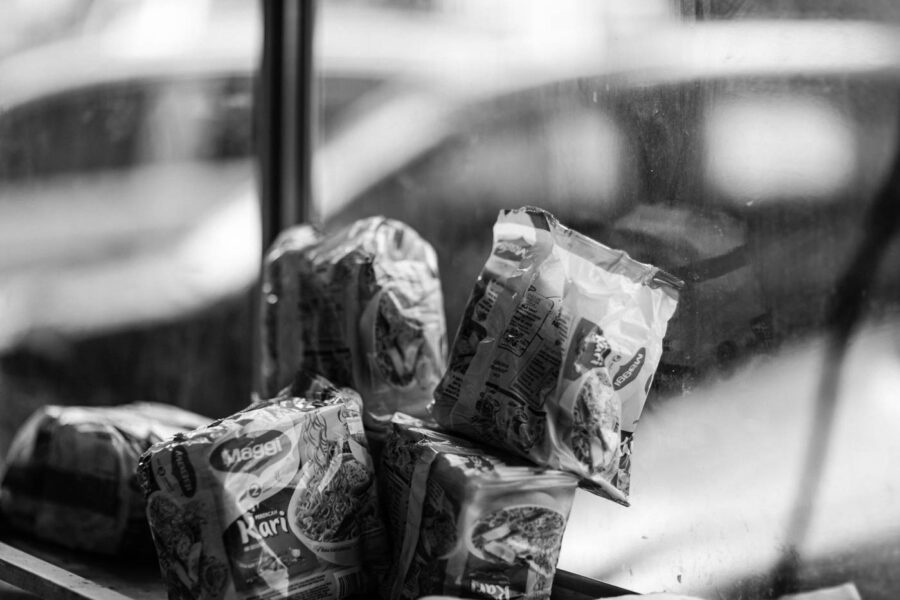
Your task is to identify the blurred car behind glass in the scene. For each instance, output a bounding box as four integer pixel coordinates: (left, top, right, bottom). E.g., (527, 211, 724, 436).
(1, 1, 899, 599)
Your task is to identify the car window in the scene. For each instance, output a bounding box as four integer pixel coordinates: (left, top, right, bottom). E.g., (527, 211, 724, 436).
(0, 76, 253, 180)
(312, 1, 900, 599)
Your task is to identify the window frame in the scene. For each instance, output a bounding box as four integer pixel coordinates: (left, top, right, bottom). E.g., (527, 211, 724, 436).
(260, 1, 900, 597)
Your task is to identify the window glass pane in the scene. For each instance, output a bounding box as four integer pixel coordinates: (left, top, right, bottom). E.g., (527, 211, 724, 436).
(0, 0, 262, 450)
(313, 1, 900, 598)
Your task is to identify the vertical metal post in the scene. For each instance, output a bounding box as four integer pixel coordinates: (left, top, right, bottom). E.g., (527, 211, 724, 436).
(280, 0, 317, 230)
(254, 0, 316, 396)
(258, 0, 316, 249)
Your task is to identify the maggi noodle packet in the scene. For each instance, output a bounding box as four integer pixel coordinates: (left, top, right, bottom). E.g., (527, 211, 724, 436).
(259, 218, 447, 434)
(0, 402, 210, 555)
(432, 207, 681, 504)
(137, 376, 389, 600)
(379, 415, 578, 600)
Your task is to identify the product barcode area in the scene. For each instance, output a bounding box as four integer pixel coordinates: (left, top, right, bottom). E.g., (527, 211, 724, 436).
(336, 569, 363, 599)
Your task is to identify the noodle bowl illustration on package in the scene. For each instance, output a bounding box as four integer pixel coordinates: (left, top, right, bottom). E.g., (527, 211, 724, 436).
(287, 450, 373, 566)
(464, 495, 567, 580)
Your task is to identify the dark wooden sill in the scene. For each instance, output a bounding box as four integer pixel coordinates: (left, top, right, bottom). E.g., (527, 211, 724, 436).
(0, 529, 635, 600)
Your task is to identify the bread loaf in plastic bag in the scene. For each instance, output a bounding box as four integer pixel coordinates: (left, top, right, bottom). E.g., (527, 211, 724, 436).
(0, 402, 210, 554)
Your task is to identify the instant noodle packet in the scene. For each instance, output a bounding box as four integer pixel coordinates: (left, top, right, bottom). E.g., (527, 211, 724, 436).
(0, 402, 210, 555)
(432, 207, 681, 504)
(380, 415, 578, 600)
(259, 218, 447, 434)
(137, 376, 388, 600)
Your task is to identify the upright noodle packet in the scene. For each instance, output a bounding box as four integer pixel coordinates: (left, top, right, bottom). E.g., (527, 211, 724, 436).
(432, 207, 681, 504)
(259, 218, 447, 432)
(137, 377, 389, 600)
(380, 416, 578, 600)
(0, 402, 210, 555)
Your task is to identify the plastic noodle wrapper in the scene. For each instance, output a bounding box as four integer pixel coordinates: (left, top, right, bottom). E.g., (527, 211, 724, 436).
(0, 402, 211, 555)
(259, 217, 447, 435)
(137, 375, 389, 600)
(432, 207, 681, 504)
(379, 415, 578, 600)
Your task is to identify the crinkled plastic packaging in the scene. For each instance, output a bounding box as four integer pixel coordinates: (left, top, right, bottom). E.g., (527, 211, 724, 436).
(0, 402, 210, 555)
(379, 415, 578, 600)
(137, 376, 389, 600)
(432, 207, 681, 504)
(260, 218, 447, 432)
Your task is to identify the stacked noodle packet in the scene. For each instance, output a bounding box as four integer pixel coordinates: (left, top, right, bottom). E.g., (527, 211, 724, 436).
(378, 415, 578, 600)
(432, 206, 682, 504)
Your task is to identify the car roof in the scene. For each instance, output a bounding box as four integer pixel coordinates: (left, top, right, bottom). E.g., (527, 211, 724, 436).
(0, 3, 499, 110)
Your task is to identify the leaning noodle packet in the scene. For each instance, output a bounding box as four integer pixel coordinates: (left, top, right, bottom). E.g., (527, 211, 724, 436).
(0, 402, 210, 555)
(259, 218, 447, 436)
(432, 207, 681, 504)
(379, 415, 578, 600)
(137, 376, 389, 600)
